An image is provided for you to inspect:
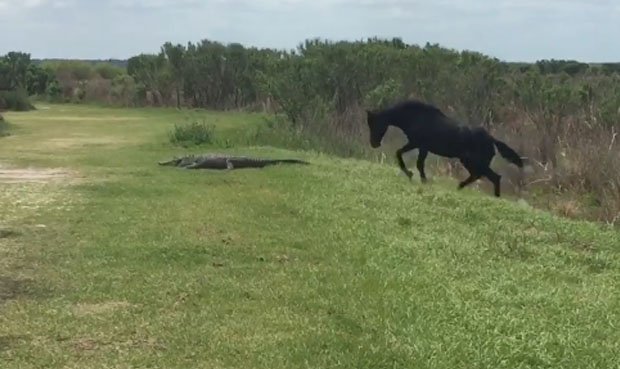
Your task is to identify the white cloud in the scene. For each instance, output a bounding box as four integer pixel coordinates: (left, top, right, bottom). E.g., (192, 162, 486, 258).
(24, 0, 47, 7)
(107, 0, 204, 9)
(0, 0, 53, 17)
(0, 0, 48, 9)
(51, 0, 74, 8)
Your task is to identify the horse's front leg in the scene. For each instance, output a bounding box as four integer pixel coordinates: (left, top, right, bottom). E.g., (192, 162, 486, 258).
(396, 142, 418, 180)
(416, 148, 429, 183)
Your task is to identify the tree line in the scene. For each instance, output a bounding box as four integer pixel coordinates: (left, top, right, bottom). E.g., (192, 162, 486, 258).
(3, 38, 620, 115)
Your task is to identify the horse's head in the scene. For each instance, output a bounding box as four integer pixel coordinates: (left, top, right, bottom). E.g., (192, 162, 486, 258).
(366, 110, 388, 148)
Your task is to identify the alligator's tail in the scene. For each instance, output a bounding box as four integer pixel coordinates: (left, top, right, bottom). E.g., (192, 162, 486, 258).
(492, 138, 523, 168)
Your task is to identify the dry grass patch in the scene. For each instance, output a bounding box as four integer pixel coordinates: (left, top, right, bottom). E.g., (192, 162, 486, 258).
(26, 116, 146, 122)
(0, 166, 76, 184)
(45, 136, 129, 149)
(0, 163, 83, 228)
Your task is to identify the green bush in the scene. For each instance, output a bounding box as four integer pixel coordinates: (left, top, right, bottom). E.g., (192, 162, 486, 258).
(95, 63, 125, 80)
(0, 89, 35, 111)
(45, 80, 63, 102)
(244, 114, 373, 160)
(0, 114, 11, 137)
(168, 120, 216, 146)
(110, 74, 137, 106)
(364, 79, 403, 109)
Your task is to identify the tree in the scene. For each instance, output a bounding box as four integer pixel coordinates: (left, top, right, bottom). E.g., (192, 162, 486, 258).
(161, 42, 186, 108)
(2, 51, 31, 90)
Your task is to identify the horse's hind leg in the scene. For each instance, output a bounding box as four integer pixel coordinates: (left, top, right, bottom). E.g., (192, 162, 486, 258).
(417, 149, 429, 183)
(458, 174, 480, 190)
(484, 168, 502, 197)
(396, 142, 417, 180)
(457, 158, 481, 190)
(479, 149, 502, 197)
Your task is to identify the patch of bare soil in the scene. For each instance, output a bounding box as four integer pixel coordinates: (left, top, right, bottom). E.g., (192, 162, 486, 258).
(46, 136, 127, 149)
(0, 165, 77, 184)
(0, 163, 83, 226)
(31, 116, 145, 121)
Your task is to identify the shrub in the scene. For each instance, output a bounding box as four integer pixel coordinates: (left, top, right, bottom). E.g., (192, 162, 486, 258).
(95, 63, 125, 80)
(83, 77, 112, 103)
(45, 80, 63, 102)
(364, 79, 403, 110)
(0, 113, 11, 137)
(110, 74, 137, 107)
(168, 120, 216, 146)
(0, 89, 35, 111)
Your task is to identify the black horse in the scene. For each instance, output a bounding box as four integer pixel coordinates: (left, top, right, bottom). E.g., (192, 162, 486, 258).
(366, 99, 524, 197)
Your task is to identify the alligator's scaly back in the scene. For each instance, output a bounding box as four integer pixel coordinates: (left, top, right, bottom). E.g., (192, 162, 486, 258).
(158, 154, 309, 170)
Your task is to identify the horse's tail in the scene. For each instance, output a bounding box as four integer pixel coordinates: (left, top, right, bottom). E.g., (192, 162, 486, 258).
(492, 138, 524, 167)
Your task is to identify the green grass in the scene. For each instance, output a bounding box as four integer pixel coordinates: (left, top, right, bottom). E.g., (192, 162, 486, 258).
(0, 104, 618, 368)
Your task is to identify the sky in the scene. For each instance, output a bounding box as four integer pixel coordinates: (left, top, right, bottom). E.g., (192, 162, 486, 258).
(0, 0, 619, 62)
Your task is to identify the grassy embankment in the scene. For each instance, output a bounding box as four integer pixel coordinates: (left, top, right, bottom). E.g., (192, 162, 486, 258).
(0, 104, 618, 368)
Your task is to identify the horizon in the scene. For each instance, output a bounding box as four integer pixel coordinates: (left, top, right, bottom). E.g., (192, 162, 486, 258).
(21, 40, 620, 65)
(18, 38, 620, 65)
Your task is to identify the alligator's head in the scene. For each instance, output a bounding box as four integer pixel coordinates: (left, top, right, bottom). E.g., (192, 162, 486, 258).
(158, 156, 183, 166)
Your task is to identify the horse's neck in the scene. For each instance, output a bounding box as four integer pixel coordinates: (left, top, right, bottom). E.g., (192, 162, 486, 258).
(380, 108, 404, 126)
(378, 105, 428, 135)
(386, 111, 418, 134)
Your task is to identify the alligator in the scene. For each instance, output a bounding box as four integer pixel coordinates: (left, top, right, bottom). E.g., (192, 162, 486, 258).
(158, 153, 310, 170)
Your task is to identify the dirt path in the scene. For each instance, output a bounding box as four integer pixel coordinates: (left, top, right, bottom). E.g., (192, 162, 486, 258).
(0, 166, 76, 184)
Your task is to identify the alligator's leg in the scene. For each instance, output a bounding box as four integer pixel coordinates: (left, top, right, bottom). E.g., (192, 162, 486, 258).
(226, 158, 234, 170)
